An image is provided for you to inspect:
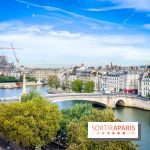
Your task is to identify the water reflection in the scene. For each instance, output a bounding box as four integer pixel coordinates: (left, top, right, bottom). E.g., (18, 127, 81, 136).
(0, 85, 49, 97)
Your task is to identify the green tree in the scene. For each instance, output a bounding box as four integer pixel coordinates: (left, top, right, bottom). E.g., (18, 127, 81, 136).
(26, 76, 37, 82)
(60, 104, 136, 150)
(61, 75, 70, 92)
(146, 92, 150, 100)
(71, 79, 83, 93)
(0, 98, 61, 149)
(61, 82, 68, 91)
(21, 91, 43, 102)
(0, 75, 18, 83)
(84, 81, 95, 93)
(58, 103, 93, 145)
(48, 75, 60, 89)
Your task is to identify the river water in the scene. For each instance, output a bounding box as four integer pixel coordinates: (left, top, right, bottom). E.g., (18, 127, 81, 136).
(0, 85, 150, 150)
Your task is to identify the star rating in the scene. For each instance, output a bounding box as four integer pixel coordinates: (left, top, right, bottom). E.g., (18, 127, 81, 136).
(95, 131, 126, 135)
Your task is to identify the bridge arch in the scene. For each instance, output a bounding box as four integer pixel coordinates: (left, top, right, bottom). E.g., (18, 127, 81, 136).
(50, 97, 107, 108)
(116, 99, 125, 106)
(90, 101, 107, 108)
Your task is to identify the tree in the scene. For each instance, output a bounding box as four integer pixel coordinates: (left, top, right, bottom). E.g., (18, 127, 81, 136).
(84, 81, 95, 93)
(61, 75, 70, 92)
(0, 75, 18, 83)
(48, 75, 60, 89)
(59, 104, 136, 150)
(0, 98, 61, 149)
(26, 76, 37, 82)
(21, 91, 43, 102)
(57, 104, 93, 145)
(146, 92, 150, 100)
(71, 79, 83, 93)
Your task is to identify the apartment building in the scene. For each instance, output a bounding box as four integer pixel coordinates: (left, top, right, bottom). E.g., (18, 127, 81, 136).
(99, 72, 139, 94)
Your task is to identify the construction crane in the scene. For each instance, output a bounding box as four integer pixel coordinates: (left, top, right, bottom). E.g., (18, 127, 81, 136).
(0, 43, 21, 72)
(0, 43, 26, 95)
(11, 42, 20, 63)
(0, 42, 26, 98)
(0, 43, 20, 63)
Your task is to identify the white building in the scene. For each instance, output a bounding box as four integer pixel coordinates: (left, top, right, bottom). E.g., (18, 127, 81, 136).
(100, 73, 121, 93)
(123, 73, 139, 94)
(138, 65, 150, 97)
(140, 75, 150, 97)
(99, 72, 139, 94)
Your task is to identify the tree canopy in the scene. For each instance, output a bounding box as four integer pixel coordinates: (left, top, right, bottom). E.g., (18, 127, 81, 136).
(0, 96, 61, 149)
(84, 81, 95, 93)
(26, 76, 37, 82)
(146, 92, 150, 100)
(71, 79, 83, 93)
(0, 75, 18, 83)
(59, 103, 137, 150)
(21, 90, 43, 102)
(48, 75, 60, 89)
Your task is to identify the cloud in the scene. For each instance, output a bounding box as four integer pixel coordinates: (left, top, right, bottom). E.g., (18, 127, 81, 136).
(0, 21, 54, 34)
(143, 24, 150, 30)
(122, 11, 135, 24)
(32, 14, 36, 18)
(85, 6, 127, 12)
(15, 0, 128, 32)
(85, 0, 150, 12)
(15, 0, 114, 25)
(0, 21, 150, 66)
(16, 0, 61, 11)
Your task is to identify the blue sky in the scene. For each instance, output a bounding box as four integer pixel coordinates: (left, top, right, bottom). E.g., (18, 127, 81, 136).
(0, 0, 150, 67)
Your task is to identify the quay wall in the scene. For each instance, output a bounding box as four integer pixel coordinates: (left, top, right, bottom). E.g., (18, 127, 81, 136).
(0, 82, 44, 89)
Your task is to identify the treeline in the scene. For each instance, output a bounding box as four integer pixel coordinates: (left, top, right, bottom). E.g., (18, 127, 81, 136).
(0, 75, 37, 83)
(0, 91, 137, 150)
(0, 75, 18, 83)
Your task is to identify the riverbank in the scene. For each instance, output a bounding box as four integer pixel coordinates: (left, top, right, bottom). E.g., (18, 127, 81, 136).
(0, 82, 46, 89)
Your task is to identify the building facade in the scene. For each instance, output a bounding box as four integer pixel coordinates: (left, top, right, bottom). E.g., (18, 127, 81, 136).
(28, 68, 59, 81)
(141, 75, 150, 97)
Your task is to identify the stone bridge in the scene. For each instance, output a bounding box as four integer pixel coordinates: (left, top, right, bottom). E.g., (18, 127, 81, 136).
(47, 93, 150, 110)
(1, 93, 150, 110)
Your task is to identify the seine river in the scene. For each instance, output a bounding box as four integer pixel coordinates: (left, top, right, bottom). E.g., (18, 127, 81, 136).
(0, 85, 150, 150)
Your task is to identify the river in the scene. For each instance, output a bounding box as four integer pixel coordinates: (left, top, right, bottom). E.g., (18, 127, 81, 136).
(0, 85, 150, 150)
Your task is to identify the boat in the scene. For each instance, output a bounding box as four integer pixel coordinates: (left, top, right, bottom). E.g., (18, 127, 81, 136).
(16, 82, 23, 87)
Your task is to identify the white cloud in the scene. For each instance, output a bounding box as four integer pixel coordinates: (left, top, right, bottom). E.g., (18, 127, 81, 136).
(143, 24, 150, 29)
(85, 0, 150, 12)
(32, 14, 36, 18)
(0, 21, 150, 66)
(15, 0, 126, 32)
(15, 0, 114, 25)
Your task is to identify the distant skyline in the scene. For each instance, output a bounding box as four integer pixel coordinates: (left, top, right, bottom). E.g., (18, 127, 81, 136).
(0, 0, 150, 66)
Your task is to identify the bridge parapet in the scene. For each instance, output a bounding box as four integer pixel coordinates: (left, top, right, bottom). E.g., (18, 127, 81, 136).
(47, 94, 150, 110)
